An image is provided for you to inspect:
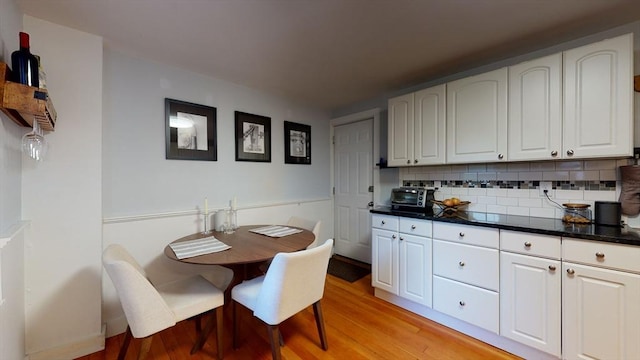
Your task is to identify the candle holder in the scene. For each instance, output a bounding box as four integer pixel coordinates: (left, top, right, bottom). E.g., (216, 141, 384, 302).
(202, 213, 210, 234)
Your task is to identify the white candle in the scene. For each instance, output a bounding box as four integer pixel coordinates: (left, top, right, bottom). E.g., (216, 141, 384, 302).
(205, 197, 208, 216)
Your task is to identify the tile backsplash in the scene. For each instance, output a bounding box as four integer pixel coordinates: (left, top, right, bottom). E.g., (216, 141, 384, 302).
(398, 158, 640, 224)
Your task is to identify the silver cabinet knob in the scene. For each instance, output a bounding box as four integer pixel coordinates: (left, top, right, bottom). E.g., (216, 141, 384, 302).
(551, 150, 558, 157)
(406, 159, 411, 164)
(381, 220, 385, 225)
(459, 261, 465, 267)
(595, 252, 605, 259)
(391, 234, 396, 239)
(399, 236, 404, 241)
(459, 232, 465, 237)
(459, 301, 465, 306)
(498, 153, 504, 159)
(548, 265, 556, 271)
(567, 268, 575, 275)
(411, 225, 416, 230)
(567, 149, 575, 156)
(524, 242, 532, 248)
(414, 159, 418, 164)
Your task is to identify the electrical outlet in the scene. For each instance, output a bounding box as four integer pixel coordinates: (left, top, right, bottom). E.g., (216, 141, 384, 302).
(539, 181, 552, 197)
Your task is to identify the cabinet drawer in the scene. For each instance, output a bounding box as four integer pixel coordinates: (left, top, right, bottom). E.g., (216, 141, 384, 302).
(433, 222, 499, 248)
(399, 218, 432, 236)
(372, 214, 399, 232)
(562, 238, 640, 273)
(500, 230, 561, 259)
(433, 240, 499, 291)
(433, 275, 499, 333)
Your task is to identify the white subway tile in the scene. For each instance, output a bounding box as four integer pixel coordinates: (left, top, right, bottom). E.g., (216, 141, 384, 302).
(478, 172, 497, 181)
(462, 173, 478, 181)
(451, 188, 469, 196)
(507, 207, 530, 216)
(486, 188, 508, 197)
(468, 164, 487, 172)
(519, 198, 543, 208)
(477, 196, 497, 205)
(487, 204, 507, 214)
(584, 159, 617, 170)
(497, 197, 518, 206)
(555, 189, 583, 200)
(529, 207, 556, 219)
(468, 188, 487, 196)
(584, 190, 617, 202)
(450, 165, 468, 172)
(507, 189, 530, 198)
(519, 171, 542, 180)
(543, 171, 570, 181)
(508, 163, 530, 172)
(487, 163, 508, 172)
(497, 172, 519, 181)
(529, 161, 556, 171)
(556, 161, 583, 170)
(600, 169, 617, 181)
(570, 171, 599, 181)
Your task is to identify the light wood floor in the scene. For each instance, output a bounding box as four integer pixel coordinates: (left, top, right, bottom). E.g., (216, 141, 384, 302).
(77, 273, 521, 359)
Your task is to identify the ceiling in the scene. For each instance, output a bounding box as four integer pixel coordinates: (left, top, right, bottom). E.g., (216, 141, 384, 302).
(16, 0, 640, 112)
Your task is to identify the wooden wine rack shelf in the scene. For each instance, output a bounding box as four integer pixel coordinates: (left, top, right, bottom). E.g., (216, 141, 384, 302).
(0, 62, 56, 131)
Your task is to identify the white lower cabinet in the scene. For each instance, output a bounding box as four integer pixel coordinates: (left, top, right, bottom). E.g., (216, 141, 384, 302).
(433, 223, 500, 333)
(500, 252, 561, 356)
(562, 238, 640, 360)
(372, 214, 432, 306)
(500, 231, 561, 357)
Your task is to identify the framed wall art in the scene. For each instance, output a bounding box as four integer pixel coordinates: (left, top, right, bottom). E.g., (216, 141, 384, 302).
(165, 98, 217, 161)
(235, 111, 271, 162)
(284, 121, 311, 164)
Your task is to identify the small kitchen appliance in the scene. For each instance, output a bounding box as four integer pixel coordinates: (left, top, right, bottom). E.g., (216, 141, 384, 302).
(594, 201, 622, 226)
(391, 187, 435, 212)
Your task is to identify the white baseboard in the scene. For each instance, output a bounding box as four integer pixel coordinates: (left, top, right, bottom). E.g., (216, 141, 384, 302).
(27, 324, 105, 360)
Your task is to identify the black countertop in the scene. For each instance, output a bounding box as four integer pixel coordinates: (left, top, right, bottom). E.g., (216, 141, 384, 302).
(371, 206, 640, 246)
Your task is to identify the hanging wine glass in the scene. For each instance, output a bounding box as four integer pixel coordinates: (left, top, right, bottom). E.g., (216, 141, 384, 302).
(21, 118, 48, 161)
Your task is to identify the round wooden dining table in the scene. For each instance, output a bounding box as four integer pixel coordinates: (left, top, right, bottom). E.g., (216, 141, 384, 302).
(164, 225, 315, 294)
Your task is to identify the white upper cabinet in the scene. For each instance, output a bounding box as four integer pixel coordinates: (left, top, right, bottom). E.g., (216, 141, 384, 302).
(508, 53, 563, 161)
(563, 33, 633, 159)
(388, 84, 446, 167)
(446, 68, 508, 164)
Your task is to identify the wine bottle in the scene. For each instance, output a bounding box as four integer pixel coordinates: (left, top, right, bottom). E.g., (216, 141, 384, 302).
(11, 32, 39, 87)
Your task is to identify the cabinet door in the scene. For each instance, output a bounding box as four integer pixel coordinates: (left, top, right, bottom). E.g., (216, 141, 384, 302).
(508, 53, 562, 161)
(399, 233, 432, 307)
(563, 33, 633, 159)
(446, 68, 508, 164)
(562, 262, 640, 360)
(371, 228, 399, 294)
(388, 93, 414, 167)
(414, 85, 446, 165)
(500, 252, 561, 357)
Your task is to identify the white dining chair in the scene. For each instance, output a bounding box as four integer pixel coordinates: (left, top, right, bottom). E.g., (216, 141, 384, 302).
(287, 216, 321, 249)
(232, 239, 333, 359)
(103, 244, 225, 360)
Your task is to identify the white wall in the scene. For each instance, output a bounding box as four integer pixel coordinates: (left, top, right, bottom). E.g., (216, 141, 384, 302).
(103, 49, 331, 217)
(22, 16, 104, 359)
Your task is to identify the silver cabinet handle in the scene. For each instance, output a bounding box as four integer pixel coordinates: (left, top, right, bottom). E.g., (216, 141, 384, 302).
(459, 261, 465, 267)
(567, 149, 575, 156)
(567, 268, 575, 275)
(524, 242, 532, 248)
(459, 232, 465, 237)
(459, 301, 465, 306)
(551, 150, 558, 157)
(411, 225, 416, 230)
(548, 265, 556, 271)
(595, 252, 605, 259)
(498, 153, 504, 159)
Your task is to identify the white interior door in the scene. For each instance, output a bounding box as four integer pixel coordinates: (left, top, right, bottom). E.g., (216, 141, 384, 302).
(333, 119, 373, 263)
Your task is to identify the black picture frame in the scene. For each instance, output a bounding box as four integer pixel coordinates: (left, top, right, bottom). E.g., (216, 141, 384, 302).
(235, 111, 271, 162)
(165, 98, 217, 161)
(284, 121, 311, 164)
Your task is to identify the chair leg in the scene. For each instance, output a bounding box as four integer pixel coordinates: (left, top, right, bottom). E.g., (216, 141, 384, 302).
(117, 326, 133, 360)
(191, 310, 217, 355)
(266, 325, 282, 360)
(313, 301, 329, 350)
(215, 307, 224, 360)
(137, 336, 153, 360)
(233, 300, 239, 350)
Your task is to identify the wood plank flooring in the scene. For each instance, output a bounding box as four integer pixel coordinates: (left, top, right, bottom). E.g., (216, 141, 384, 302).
(77, 273, 521, 359)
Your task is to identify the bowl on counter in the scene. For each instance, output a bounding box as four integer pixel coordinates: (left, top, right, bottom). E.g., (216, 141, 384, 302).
(433, 198, 470, 213)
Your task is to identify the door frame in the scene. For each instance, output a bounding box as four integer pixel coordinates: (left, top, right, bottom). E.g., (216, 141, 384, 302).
(330, 108, 382, 240)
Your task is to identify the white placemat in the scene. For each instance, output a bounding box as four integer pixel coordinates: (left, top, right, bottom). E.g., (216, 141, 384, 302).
(249, 225, 303, 237)
(169, 236, 231, 259)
